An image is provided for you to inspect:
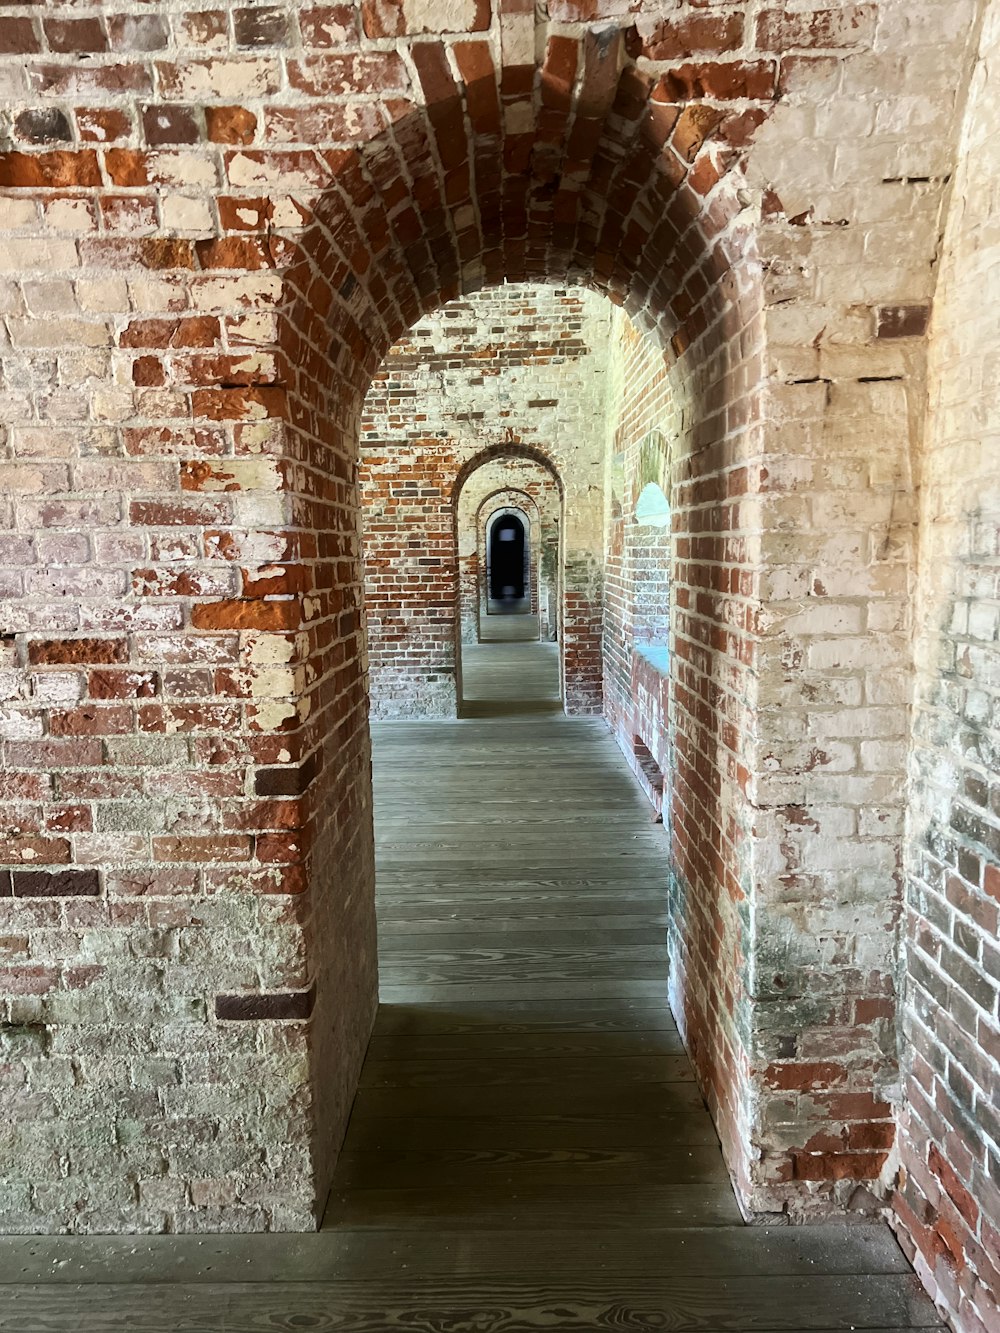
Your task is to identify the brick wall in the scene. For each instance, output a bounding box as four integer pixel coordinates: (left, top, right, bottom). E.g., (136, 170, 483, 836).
(0, 0, 989, 1274)
(743, 0, 980, 1224)
(604, 313, 675, 785)
(360, 285, 610, 717)
(892, 6, 1000, 1328)
(603, 271, 770, 1214)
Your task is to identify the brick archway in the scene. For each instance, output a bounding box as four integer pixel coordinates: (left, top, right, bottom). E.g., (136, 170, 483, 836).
(165, 54, 767, 1224)
(0, 22, 773, 1231)
(0, 0, 961, 1241)
(476, 489, 545, 633)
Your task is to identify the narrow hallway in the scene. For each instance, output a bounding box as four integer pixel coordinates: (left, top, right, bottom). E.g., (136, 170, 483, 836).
(0, 640, 946, 1330)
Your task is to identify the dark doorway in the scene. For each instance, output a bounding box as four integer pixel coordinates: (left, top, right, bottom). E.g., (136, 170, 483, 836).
(489, 513, 526, 601)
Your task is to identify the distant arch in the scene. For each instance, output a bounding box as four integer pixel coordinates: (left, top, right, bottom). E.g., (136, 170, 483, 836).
(487, 509, 528, 602)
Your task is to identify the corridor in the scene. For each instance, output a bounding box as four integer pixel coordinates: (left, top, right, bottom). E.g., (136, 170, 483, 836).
(0, 640, 944, 1330)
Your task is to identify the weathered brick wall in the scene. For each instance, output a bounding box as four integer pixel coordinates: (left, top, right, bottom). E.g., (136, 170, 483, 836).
(604, 313, 675, 789)
(0, 0, 987, 1255)
(603, 270, 770, 1214)
(893, 6, 1000, 1328)
(744, 0, 981, 1225)
(360, 285, 609, 717)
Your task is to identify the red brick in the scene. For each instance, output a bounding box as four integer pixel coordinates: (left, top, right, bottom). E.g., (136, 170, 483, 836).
(642, 14, 744, 60)
(299, 6, 359, 46)
(190, 600, 299, 631)
(846, 1121, 896, 1151)
(765, 1060, 847, 1091)
(241, 565, 305, 597)
(223, 800, 304, 832)
(49, 705, 133, 737)
(792, 1150, 888, 1181)
(0, 151, 102, 188)
(205, 106, 257, 145)
(0, 836, 71, 865)
(657, 62, 777, 102)
(152, 836, 253, 863)
(120, 317, 221, 350)
(0, 18, 40, 54)
(191, 388, 288, 422)
(28, 638, 128, 666)
(133, 356, 165, 388)
(194, 237, 277, 270)
(44, 17, 108, 53)
(255, 832, 308, 863)
(453, 41, 500, 136)
(44, 806, 93, 834)
(141, 104, 201, 146)
(76, 106, 135, 142)
(929, 1144, 980, 1231)
(672, 106, 726, 163)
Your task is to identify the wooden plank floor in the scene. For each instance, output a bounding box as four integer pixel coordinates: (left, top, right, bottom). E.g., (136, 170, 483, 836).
(481, 604, 538, 640)
(0, 640, 944, 1332)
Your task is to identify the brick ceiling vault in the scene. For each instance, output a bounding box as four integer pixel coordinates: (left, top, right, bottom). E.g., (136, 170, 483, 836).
(277, 7, 776, 401)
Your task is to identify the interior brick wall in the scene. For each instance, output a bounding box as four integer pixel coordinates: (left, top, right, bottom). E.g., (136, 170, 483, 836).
(743, 0, 981, 1227)
(602, 268, 771, 1214)
(604, 313, 675, 786)
(0, 7, 993, 1312)
(893, 6, 1000, 1328)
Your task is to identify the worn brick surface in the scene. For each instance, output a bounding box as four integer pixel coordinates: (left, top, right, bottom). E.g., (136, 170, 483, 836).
(890, 8, 1000, 1332)
(0, 4, 994, 1322)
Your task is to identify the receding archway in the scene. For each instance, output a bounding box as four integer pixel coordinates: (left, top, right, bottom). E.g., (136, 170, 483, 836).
(487, 509, 527, 604)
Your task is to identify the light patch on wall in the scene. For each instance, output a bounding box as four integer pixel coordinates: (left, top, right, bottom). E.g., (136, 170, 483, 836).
(635, 482, 671, 528)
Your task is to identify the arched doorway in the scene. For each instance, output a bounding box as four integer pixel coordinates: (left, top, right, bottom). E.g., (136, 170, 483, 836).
(0, 0, 943, 1245)
(487, 510, 527, 604)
